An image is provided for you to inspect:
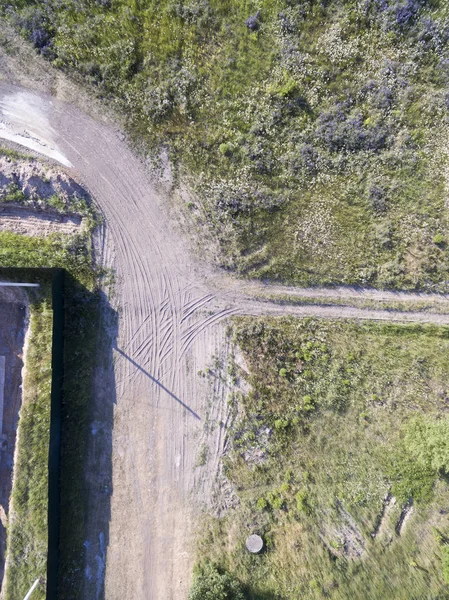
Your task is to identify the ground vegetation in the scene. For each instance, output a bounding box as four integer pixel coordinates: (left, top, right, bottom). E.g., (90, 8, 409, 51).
(2, 0, 448, 288)
(194, 317, 449, 599)
(4, 282, 52, 600)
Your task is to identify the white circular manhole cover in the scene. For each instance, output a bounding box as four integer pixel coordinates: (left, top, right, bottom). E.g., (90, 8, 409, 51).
(246, 534, 263, 554)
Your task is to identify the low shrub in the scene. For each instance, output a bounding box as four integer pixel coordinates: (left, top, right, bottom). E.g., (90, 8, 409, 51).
(189, 562, 245, 600)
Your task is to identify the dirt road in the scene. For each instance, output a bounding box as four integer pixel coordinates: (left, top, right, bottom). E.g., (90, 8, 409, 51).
(0, 82, 248, 599)
(1, 78, 449, 600)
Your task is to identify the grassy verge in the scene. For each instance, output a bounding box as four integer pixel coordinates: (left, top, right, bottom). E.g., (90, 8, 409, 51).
(4, 280, 53, 599)
(193, 317, 449, 599)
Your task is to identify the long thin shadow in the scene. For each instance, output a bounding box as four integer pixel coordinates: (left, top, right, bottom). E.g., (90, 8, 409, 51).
(114, 347, 201, 420)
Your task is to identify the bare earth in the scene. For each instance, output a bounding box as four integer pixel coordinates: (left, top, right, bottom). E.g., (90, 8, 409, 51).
(0, 206, 82, 236)
(1, 32, 449, 600)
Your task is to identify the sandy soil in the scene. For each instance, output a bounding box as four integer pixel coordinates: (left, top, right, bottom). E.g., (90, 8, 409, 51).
(0, 206, 82, 236)
(0, 28, 449, 600)
(0, 92, 71, 167)
(0, 153, 91, 205)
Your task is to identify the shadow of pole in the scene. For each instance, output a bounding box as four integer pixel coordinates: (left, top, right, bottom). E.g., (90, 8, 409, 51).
(114, 347, 201, 421)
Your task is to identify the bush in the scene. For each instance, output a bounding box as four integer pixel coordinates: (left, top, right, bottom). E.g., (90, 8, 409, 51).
(272, 495, 284, 510)
(11, 4, 56, 58)
(189, 562, 245, 600)
(302, 395, 315, 412)
(245, 11, 260, 32)
(256, 497, 268, 510)
(295, 490, 310, 514)
(368, 185, 388, 213)
(315, 106, 389, 152)
(433, 233, 445, 246)
(362, 0, 423, 31)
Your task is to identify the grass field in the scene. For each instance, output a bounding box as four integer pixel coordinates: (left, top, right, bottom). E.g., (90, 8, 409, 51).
(2, 0, 448, 289)
(192, 317, 449, 599)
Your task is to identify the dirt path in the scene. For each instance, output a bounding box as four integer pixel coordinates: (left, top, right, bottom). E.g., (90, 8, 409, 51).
(0, 84, 244, 599)
(1, 79, 449, 600)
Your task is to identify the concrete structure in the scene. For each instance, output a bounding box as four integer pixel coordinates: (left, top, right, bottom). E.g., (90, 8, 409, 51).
(0, 283, 39, 287)
(246, 534, 264, 554)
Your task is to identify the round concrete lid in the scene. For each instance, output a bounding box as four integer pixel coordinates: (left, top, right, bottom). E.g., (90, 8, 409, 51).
(246, 534, 263, 553)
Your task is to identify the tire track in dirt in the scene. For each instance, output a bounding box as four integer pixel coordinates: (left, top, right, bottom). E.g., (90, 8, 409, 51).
(1, 84, 449, 600)
(45, 94, 229, 600)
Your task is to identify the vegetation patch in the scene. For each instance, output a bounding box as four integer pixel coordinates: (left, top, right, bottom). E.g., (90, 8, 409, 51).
(4, 280, 52, 600)
(2, 0, 449, 288)
(193, 317, 449, 599)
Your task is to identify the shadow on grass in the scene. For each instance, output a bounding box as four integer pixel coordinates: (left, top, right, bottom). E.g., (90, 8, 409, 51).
(58, 276, 118, 600)
(244, 588, 287, 600)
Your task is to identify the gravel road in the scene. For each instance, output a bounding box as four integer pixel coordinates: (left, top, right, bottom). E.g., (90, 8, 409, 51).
(1, 79, 449, 600)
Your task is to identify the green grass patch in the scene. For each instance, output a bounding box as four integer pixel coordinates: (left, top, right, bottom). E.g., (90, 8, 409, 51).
(0, 231, 94, 281)
(4, 283, 53, 600)
(194, 317, 449, 599)
(2, 0, 449, 288)
(0, 145, 33, 160)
